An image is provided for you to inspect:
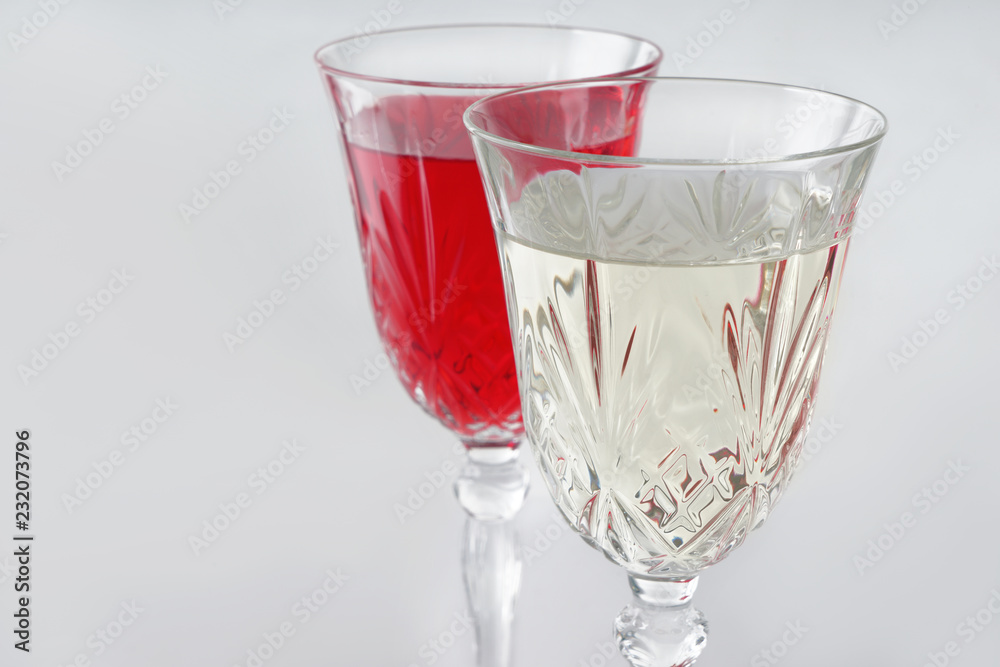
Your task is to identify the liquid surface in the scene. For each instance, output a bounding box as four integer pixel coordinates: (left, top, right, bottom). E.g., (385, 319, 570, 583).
(499, 232, 848, 575)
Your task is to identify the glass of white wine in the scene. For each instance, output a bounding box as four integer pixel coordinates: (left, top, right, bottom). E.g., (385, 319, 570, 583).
(465, 77, 887, 665)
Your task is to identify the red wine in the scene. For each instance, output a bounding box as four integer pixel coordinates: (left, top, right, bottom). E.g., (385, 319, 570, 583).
(338, 91, 643, 445)
(346, 142, 521, 443)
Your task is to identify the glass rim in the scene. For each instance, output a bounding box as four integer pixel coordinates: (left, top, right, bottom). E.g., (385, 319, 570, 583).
(313, 23, 664, 90)
(464, 76, 890, 166)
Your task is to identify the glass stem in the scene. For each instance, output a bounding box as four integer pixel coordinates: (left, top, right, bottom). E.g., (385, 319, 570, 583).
(463, 517, 521, 667)
(455, 443, 529, 667)
(628, 575, 699, 606)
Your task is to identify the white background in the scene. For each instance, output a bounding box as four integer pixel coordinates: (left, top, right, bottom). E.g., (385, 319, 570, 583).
(2, 0, 999, 665)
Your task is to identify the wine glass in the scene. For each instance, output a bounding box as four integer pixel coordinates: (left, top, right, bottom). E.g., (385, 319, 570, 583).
(314, 26, 661, 466)
(465, 77, 887, 664)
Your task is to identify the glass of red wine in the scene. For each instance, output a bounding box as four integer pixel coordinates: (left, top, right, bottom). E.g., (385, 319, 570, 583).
(315, 27, 658, 667)
(315, 25, 661, 468)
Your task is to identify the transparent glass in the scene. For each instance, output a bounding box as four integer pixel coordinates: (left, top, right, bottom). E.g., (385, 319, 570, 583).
(457, 449, 529, 667)
(466, 77, 887, 664)
(315, 26, 661, 451)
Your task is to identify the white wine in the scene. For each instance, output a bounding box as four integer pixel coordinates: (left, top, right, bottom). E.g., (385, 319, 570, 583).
(498, 231, 848, 577)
